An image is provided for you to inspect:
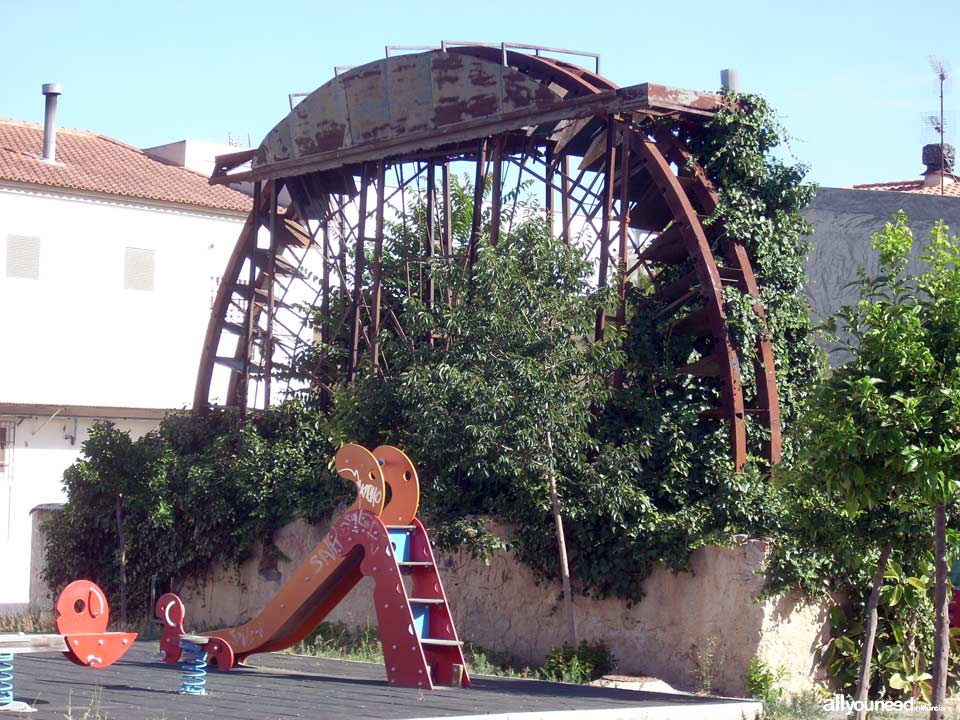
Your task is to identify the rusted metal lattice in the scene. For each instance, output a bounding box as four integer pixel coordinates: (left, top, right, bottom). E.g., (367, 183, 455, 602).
(196, 43, 781, 470)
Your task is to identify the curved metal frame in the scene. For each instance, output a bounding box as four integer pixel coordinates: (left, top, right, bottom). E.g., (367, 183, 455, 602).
(196, 45, 782, 469)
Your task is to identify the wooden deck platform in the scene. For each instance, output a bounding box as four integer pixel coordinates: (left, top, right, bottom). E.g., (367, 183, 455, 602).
(1, 643, 761, 719)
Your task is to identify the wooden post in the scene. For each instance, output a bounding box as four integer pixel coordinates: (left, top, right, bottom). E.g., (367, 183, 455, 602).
(546, 431, 577, 649)
(115, 494, 127, 627)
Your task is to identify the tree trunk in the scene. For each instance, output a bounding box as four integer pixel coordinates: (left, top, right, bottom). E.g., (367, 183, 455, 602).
(853, 542, 892, 720)
(116, 495, 128, 627)
(546, 431, 577, 648)
(930, 502, 949, 720)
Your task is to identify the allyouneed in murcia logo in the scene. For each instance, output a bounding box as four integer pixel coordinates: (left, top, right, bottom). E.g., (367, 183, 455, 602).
(823, 695, 942, 714)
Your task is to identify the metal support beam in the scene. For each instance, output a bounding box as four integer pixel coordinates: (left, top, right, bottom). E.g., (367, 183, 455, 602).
(348, 165, 370, 382)
(490, 137, 503, 246)
(561, 155, 572, 246)
(468, 138, 488, 273)
(239, 180, 262, 413)
(370, 161, 386, 373)
(264, 183, 278, 407)
(595, 118, 617, 342)
(442, 162, 453, 308)
(320, 204, 332, 409)
(426, 163, 436, 308)
(616, 133, 632, 330)
(545, 144, 555, 236)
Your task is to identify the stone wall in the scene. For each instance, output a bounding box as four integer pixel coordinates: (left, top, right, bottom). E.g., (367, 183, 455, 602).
(176, 518, 832, 697)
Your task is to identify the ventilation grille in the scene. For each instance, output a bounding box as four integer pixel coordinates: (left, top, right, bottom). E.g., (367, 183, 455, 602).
(6, 235, 40, 279)
(124, 247, 155, 291)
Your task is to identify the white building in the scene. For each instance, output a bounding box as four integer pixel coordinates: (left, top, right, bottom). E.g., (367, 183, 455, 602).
(0, 92, 251, 610)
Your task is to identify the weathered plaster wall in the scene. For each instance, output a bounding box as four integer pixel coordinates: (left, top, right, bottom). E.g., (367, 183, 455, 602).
(174, 518, 831, 697)
(27, 504, 60, 612)
(803, 187, 960, 340)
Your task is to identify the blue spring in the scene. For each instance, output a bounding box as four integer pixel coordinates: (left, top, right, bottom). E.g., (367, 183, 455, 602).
(0, 652, 13, 706)
(179, 641, 208, 696)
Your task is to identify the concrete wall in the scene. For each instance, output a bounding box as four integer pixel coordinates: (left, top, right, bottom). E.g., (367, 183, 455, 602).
(803, 187, 960, 331)
(0, 183, 246, 607)
(0, 185, 242, 409)
(174, 518, 831, 697)
(0, 414, 159, 609)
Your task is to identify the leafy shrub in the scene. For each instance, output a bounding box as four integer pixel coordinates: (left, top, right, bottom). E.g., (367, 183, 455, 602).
(43, 402, 347, 617)
(758, 691, 827, 720)
(745, 656, 787, 702)
(541, 640, 616, 684)
(690, 636, 723, 694)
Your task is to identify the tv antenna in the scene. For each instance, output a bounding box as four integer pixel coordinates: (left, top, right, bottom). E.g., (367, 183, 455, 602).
(928, 56, 951, 195)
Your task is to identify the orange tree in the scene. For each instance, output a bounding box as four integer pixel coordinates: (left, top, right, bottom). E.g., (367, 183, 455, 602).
(788, 212, 960, 717)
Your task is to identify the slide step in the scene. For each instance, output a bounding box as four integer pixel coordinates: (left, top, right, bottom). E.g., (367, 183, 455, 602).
(420, 638, 463, 647)
(408, 598, 445, 605)
(398, 561, 433, 567)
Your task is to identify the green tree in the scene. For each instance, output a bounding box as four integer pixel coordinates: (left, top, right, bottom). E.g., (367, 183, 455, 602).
(332, 216, 623, 643)
(790, 212, 960, 718)
(44, 404, 345, 619)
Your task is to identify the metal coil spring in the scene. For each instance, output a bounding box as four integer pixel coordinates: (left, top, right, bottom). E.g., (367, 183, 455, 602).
(179, 641, 207, 696)
(0, 652, 13, 706)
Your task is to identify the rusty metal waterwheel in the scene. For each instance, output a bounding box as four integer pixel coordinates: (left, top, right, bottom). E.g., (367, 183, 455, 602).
(194, 43, 781, 470)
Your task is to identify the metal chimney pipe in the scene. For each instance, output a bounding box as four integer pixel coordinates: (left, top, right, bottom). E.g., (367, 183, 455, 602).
(41, 83, 62, 162)
(720, 68, 739, 94)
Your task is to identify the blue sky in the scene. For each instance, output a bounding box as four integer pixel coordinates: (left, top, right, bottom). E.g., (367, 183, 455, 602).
(1, 0, 956, 188)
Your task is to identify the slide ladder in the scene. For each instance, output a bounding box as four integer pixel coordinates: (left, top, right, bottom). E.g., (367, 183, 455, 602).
(157, 444, 470, 690)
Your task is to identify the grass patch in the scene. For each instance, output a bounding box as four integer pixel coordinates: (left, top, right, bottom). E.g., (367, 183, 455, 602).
(0, 609, 54, 633)
(755, 691, 826, 720)
(286, 621, 384, 664)
(462, 641, 541, 679)
(285, 621, 544, 680)
(285, 622, 615, 685)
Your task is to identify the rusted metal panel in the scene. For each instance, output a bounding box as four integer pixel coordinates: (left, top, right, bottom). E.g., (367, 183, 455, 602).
(341, 61, 392, 145)
(501, 65, 558, 112)
(641, 83, 721, 115)
(227, 87, 634, 183)
(247, 50, 572, 179)
(258, 79, 352, 166)
(387, 52, 435, 138)
(431, 52, 502, 127)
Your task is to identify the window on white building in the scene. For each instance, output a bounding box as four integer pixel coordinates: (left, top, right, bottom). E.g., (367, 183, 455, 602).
(5, 235, 40, 279)
(124, 247, 155, 291)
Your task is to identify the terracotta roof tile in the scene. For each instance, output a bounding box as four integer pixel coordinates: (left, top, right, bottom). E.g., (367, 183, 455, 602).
(851, 177, 960, 197)
(0, 118, 252, 213)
